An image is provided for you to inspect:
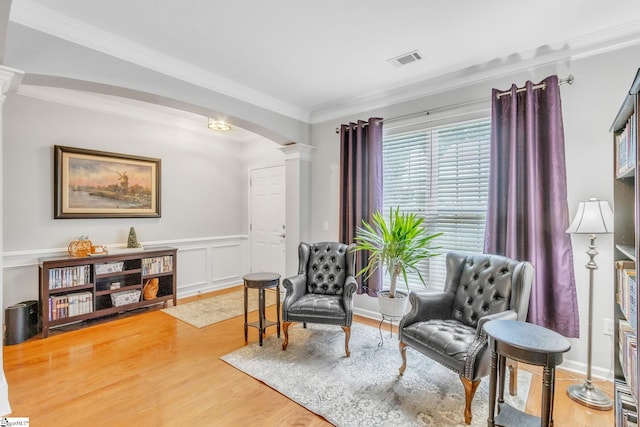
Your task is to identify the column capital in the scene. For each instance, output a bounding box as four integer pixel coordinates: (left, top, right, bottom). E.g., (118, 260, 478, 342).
(0, 66, 24, 96)
(279, 143, 315, 162)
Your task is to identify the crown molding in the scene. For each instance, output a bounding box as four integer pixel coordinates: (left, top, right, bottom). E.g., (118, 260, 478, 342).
(9, 0, 311, 123)
(309, 20, 640, 124)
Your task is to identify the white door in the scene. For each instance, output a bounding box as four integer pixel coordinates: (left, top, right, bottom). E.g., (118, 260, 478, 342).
(249, 165, 286, 277)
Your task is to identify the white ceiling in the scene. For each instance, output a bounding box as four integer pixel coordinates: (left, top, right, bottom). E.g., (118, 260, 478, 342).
(7, 0, 640, 124)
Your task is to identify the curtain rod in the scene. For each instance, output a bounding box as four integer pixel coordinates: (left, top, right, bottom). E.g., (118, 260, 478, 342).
(335, 98, 486, 133)
(335, 74, 575, 133)
(495, 74, 574, 99)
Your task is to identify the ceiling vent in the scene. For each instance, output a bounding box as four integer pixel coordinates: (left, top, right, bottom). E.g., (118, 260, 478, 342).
(387, 50, 423, 67)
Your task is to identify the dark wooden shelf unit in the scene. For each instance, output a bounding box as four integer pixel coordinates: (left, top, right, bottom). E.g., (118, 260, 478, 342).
(39, 246, 177, 338)
(612, 68, 640, 425)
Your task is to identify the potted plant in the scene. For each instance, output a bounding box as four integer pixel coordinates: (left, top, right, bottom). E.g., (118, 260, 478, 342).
(353, 207, 442, 317)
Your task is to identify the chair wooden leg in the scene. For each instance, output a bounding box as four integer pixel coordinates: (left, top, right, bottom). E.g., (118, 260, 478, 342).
(508, 359, 518, 396)
(282, 321, 292, 350)
(341, 326, 351, 357)
(399, 341, 408, 376)
(460, 376, 480, 425)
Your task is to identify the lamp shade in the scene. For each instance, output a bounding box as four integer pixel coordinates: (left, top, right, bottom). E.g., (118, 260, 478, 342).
(566, 198, 613, 234)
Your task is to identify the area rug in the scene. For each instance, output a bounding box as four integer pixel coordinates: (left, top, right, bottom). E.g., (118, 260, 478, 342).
(221, 322, 531, 427)
(161, 289, 277, 328)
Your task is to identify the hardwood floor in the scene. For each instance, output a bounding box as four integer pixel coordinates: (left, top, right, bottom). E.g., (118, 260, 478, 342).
(524, 366, 614, 426)
(4, 287, 613, 426)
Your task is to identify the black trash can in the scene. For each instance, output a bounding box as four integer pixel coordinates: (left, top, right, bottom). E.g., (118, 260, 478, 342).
(5, 300, 38, 345)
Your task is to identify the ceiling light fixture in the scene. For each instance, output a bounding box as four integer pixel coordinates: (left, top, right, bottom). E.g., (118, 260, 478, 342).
(207, 118, 232, 132)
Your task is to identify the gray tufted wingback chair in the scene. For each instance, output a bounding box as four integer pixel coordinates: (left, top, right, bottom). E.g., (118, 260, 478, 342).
(282, 242, 357, 357)
(398, 251, 534, 425)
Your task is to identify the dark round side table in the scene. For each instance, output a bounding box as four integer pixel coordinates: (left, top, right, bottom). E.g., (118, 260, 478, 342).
(485, 319, 571, 427)
(243, 272, 281, 346)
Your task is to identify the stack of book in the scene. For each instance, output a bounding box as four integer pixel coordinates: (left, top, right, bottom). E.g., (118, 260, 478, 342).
(616, 379, 638, 427)
(48, 291, 93, 320)
(48, 265, 91, 289)
(620, 318, 638, 405)
(616, 111, 638, 178)
(142, 256, 173, 276)
(617, 261, 637, 333)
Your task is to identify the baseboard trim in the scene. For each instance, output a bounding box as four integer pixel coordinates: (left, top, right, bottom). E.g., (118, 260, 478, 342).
(353, 306, 383, 321)
(178, 281, 240, 299)
(558, 359, 613, 383)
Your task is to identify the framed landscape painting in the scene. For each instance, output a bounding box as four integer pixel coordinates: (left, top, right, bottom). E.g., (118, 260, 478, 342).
(54, 145, 161, 219)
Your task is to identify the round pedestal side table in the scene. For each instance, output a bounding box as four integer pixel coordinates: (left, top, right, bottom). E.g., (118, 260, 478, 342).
(242, 272, 281, 346)
(485, 319, 571, 427)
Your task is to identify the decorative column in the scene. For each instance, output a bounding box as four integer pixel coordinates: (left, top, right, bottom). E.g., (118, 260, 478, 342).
(279, 143, 314, 277)
(0, 65, 24, 416)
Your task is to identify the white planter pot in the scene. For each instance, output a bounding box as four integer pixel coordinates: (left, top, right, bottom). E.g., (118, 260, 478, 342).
(377, 290, 409, 318)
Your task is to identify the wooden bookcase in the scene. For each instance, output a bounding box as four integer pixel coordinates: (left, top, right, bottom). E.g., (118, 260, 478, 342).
(612, 68, 640, 425)
(39, 246, 177, 338)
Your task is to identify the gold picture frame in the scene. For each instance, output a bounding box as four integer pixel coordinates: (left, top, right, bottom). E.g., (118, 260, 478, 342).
(54, 145, 161, 219)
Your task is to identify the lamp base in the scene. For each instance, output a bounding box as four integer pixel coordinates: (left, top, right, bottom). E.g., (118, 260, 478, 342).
(567, 382, 613, 411)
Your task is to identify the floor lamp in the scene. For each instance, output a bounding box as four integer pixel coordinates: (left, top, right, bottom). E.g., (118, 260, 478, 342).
(566, 197, 614, 410)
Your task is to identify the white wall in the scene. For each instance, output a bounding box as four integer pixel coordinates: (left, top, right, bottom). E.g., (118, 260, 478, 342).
(243, 136, 286, 169)
(2, 90, 283, 306)
(308, 43, 640, 378)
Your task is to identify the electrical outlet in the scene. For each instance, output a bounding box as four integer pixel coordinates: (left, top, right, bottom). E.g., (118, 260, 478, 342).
(603, 318, 614, 336)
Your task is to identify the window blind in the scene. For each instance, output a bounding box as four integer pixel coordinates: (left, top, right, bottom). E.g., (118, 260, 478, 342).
(382, 117, 491, 290)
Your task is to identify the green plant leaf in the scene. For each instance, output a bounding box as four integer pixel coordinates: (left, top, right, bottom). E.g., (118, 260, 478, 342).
(353, 207, 443, 294)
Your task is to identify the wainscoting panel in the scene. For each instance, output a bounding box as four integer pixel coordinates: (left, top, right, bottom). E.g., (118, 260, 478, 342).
(2, 235, 250, 307)
(177, 246, 209, 293)
(210, 243, 242, 283)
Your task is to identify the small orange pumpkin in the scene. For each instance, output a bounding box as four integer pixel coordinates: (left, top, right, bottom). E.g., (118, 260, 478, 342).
(68, 236, 93, 257)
